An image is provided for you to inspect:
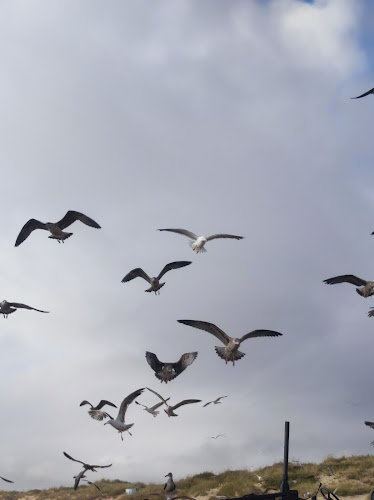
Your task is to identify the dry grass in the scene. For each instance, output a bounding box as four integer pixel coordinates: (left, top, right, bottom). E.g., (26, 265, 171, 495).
(1, 455, 374, 499)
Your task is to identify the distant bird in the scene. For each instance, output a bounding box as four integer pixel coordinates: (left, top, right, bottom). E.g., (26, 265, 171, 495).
(15, 210, 101, 246)
(104, 388, 144, 440)
(323, 275, 374, 297)
(63, 452, 112, 472)
(0, 300, 49, 318)
(210, 434, 225, 439)
(203, 396, 228, 407)
(158, 228, 244, 253)
(177, 320, 282, 365)
(0, 476, 13, 483)
(145, 351, 198, 383)
(164, 472, 176, 493)
(367, 308, 374, 318)
(80, 399, 117, 421)
(121, 261, 192, 294)
(351, 87, 374, 99)
(135, 398, 170, 417)
(146, 387, 201, 417)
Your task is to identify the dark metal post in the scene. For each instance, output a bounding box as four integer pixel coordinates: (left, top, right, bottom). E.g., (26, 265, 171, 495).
(281, 421, 290, 495)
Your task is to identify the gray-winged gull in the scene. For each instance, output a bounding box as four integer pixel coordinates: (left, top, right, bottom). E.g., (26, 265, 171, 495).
(63, 452, 112, 472)
(158, 228, 243, 253)
(147, 387, 201, 417)
(178, 320, 282, 365)
(135, 398, 170, 417)
(0, 300, 49, 318)
(323, 275, 374, 297)
(15, 210, 101, 246)
(104, 388, 144, 440)
(145, 351, 197, 383)
(121, 261, 191, 294)
(203, 396, 228, 407)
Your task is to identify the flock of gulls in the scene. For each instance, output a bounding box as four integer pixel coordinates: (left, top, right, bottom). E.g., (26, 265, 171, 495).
(2, 88, 374, 495)
(1, 210, 286, 493)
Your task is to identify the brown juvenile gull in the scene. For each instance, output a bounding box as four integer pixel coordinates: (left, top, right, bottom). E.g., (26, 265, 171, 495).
(157, 228, 243, 254)
(178, 320, 282, 365)
(15, 210, 101, 246)
(351, 87, 374, 99)
(147, 387, 201, 417)
(0, 300, 49, 318)
(80, 399, 117, 421)
(203, 396, 228, 407)
(0, 476, 13, 483)
(104, 388, 144, 440)
(164, 472, 176, 493)
(135, 398, 170, 417)
(145, 351, 198, 383)
(63, 452, 112, 473)
(323, 275, 374, 297)
(122, 261, 192, 294)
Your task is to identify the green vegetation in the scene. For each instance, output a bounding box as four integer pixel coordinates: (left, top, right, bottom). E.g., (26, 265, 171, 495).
(1, 455, 374, 500)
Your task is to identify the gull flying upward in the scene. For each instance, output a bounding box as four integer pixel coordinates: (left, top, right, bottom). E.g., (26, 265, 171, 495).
(178, 320, 282, 365)
(135, 398, 170, 417)
(203, 396, 228, 407)
(121, 261, 191, 294)
(104, 388, 144, 440)
(158, 228, 243, 253)
(351, 87, 374, 99)
(323, 275, 374, 297)
(145, 351, 198, 383)
(147, 387, 201, 417)
(0, 300, 49, 318)
(63, 452, 112, 472)
(80, 399, 117, 421)
(15, 210, 101, 246)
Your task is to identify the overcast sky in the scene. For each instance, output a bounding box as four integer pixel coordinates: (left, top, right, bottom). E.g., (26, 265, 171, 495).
(1, 0, 374, 492)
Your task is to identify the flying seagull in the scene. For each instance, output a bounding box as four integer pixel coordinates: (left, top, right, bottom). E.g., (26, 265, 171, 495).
(80, 399, 117, 421)
(178, 320, 282, 365)
(164, 472, 176, 493)
(63, 452, 112, 472)
(203, 396, 228, 407)
(0, 300, 49, 318)
(145, 351, 198, 383)
(0, 476, 13, 483)
(73, 470, 87, 490)
(157, 228, 244, 253)
(82, 479, 101, 491)
(121, 261, 192, 294)
(351, 87, 374, 99)
(323, 275, 374, 297)
(104, 388, 144, 440)
(15, 210, 101, 246)
(147, 387, 201, 417)
(135, 398, 170, 417)
(210, 434, 225, 439)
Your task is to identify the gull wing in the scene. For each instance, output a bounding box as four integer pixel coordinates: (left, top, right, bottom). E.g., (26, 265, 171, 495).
(146, 387, 169, 404)
(368, 308, 374, 318)
(74, 470, 86, 490)
(117, 388, 144, 423)
(171, 399, 202, 411)
(323, 275, 367, 286)
(240, 330, 283, 342)
(0, 476, 13, 483)
(365, 421, 374, 429)
(206, 233, 244, 241)
(63, 452, 85, 466)
(122, 268, 152, 284)
(145, 352, 164, 374)
(15, 219, 47, 247)
(216, 396, 228, 402)
(351, 87, 374, 99)
(79, 400, 92, 407)
(57, 210, 101, 229)
(95, 400, 117, 410)
(158, 228, 198, 240)
(157, 261, 192, 280)
(203, 401, 212, 407)
(8, 303, 49, 313)
(84, 480, 101, 491)
(173, 352, 198, 376)
(150, 399, 169, 410)
(177, 320, 230, 345)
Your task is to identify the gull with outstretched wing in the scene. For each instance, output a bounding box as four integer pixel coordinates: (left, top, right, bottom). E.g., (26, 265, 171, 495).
(158, 228, 243, 253)
(122, 261, 191, 294)
(145, 352, 197, 383)
(104, 388, 144, 440)
(147, 387, 201, 417)
(323, 275, 374, 297)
